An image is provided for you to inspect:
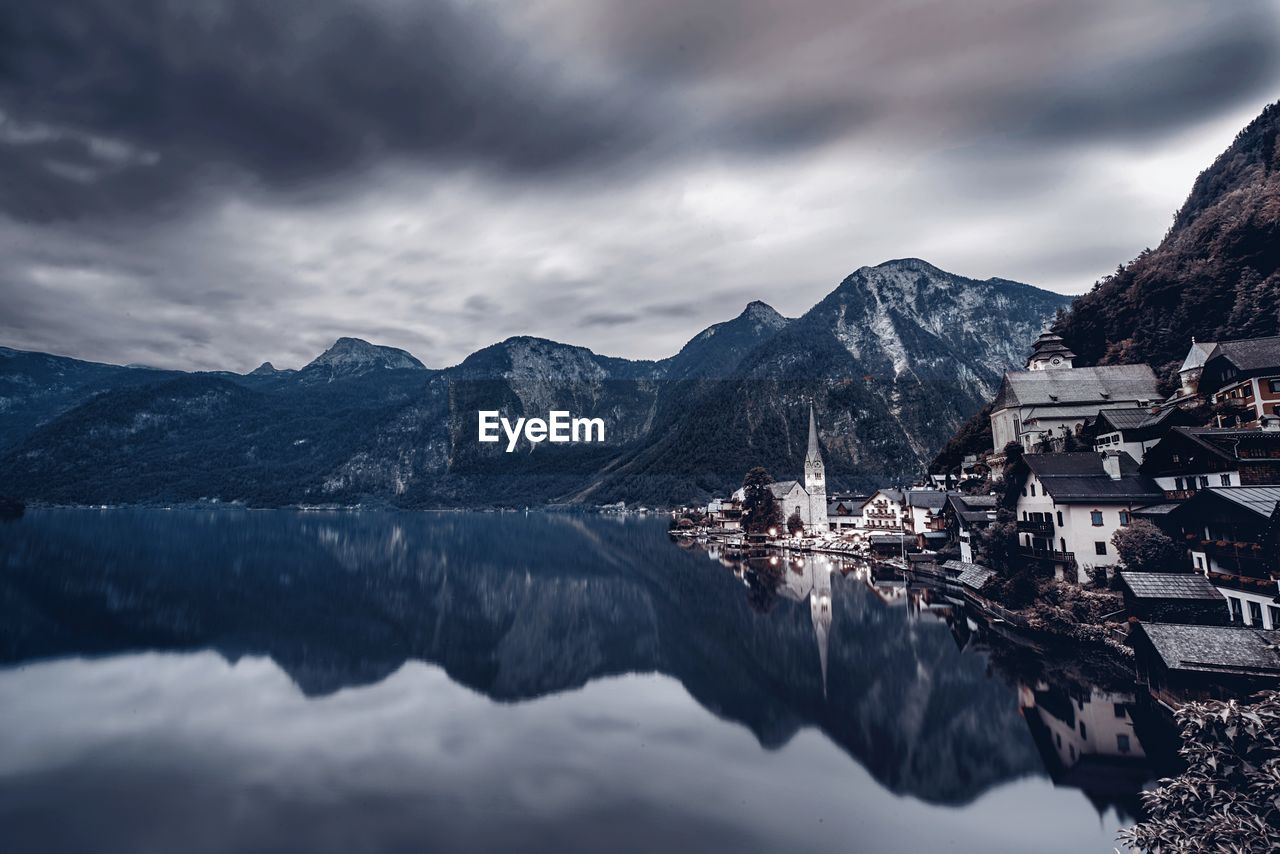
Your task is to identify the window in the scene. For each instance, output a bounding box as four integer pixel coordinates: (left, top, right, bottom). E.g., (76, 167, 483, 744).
(1090, 510, 1103, 526)
(1268, 605, 1280, 629)
(1080, 721, 1087, 739)
(1230, 597, 1244, 622)
(1113, 703, 1126, 719)
(1249, 600, 1263, 626)
(1030, 484, 1036, 497)
(1199, 476, 1209, 488)
(1117, 734, 1131, 754)
(1221, 474, 1232, 486)
(1056, 511, 1064, 527)
(1021, 487, 1027, 497)
(1269, 379, 1280, 393)
(1119, 510, 1130, 527)
(1095, 541, 1107, 556)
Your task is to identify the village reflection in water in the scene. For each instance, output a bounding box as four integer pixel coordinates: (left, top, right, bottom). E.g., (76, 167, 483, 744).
(696, 540, 1183, 822)
(0, 509, 1183, 853)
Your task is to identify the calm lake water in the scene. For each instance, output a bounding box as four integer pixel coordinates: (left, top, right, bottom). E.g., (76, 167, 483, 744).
(0, 509, 1179, 854)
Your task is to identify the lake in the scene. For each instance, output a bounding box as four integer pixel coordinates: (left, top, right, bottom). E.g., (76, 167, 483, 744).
(0, 509, 1179, 853)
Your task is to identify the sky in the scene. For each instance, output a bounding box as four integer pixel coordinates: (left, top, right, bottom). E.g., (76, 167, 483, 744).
(2, 0, 1279, 372)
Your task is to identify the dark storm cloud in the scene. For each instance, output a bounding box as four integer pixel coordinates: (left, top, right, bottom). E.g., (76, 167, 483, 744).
(4, 0, 1280, 370)
(0, 0, 663, 221)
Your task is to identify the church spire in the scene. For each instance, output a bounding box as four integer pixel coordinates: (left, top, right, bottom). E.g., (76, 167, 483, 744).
(806, 404, 821, 461)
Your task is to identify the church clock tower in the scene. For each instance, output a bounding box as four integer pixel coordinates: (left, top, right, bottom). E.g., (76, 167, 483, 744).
(804, 405, 829, 532)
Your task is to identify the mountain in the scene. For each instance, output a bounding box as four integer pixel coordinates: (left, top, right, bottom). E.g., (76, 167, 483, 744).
(0, 346, 181, 452)
(1053, 100, 1280, 379)
(583, 259, 1070, 503)
(0, 259, 1067, 506)
(299, 336, 425, 378)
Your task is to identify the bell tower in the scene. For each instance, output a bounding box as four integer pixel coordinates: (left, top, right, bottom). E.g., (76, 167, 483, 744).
(1026, 331, 1076, 371)
(804, 405, 829, 532)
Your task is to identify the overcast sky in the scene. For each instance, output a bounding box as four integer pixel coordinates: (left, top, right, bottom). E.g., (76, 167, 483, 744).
(2, 0, 1279, 372)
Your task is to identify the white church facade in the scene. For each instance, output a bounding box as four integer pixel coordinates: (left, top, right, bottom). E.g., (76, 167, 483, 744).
(769, 406, 830, 534)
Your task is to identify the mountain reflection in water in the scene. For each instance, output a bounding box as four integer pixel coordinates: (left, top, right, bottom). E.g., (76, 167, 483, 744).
(0, 510, 1177, 854)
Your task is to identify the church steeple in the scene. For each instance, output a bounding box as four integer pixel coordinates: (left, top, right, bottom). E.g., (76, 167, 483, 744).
(806, 404, 822, 463)
(804, 404, 827, 532)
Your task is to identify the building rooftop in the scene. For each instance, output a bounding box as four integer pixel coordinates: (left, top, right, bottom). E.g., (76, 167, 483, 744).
(993, 364, 1160, 410)
(1207, 335, 1280, 373)
(1120, 572, 1225, 601)
(1094, 406, 1179, 433)
(943, 560, 997, 591)
(1024, 452, 1164, 504)
(1203, 486, 1280, 519)
(1135, 622, 1280, 678)
(905, 490, 948, 510)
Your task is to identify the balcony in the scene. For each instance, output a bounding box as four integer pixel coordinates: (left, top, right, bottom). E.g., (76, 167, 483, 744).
(1197, 539, 1276, 574)
(1206, 571, 1278, 595)
(1019, 547, 1076, 565)
(1016, 519, 1055, 536)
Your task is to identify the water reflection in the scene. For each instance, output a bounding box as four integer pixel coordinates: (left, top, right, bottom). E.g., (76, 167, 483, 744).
(0, 509, 1178, 853)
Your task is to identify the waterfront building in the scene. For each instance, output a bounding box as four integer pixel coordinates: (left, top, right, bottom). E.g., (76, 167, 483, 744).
(1129, 621, 1280, 702)
(941, 493, 998, 563)
(989, 332, 1160, 453)
(1014, 451, 1164, 583)
(858, 489, 905, 532)
(826, 494, 868, 533)
(902, 490, 948, 535)
(1117, 572, 1228, 626)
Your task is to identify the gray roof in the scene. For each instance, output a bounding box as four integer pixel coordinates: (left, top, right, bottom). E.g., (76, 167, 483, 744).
(869, 534, 908, 545)
(1204, 486, 1280, 519)
(993, 364, 1160, 410)
(1094, 406, 1178, 434)
(1120, 572, 1225, 601)
(905, 490, 948, 510)
(943, 560, 997, 591)
(1024, 452, 1164, 504)
(768, 480, 801, 498)
(1208, 335, 1280, 373)
(1134, 502, 1181, 516)
(863, 489, 903, 506)
(1137, 622, 1280, 677)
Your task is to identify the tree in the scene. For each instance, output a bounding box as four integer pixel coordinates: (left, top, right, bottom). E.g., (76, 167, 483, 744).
(786, 508, 805, 536)
(741, 466, 783, 535)
(1118, 691, 1280, 852)
(998, 442, 1028, 511)
(975, 509, 1019, 573)
(1111, 519, 1187, 573)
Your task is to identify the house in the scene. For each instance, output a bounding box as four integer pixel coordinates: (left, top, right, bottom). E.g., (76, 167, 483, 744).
(989, 332, 1161, 453)
(1129, 621, 1280, 702)
(1015, 451, 1164, 583)
(1118, 572, 1228, 626)
(942, 493, 998, 563)
(902, 489, 948, 535)
(1196, 335, 1280, 426)
(868, 532, 910, 557)
(1154, 486, 1280, 629)
(1091, 406, 1193, 465)
(1140, 427, 1280, 498)
(858, 489, 904, 532)
(827, 494, 869, 533)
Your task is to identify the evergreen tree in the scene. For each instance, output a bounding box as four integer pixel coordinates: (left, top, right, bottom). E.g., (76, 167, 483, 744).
(741, 466, 783, 535)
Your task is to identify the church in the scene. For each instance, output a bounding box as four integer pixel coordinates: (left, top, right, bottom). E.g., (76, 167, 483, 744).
(766, 406, 830, 534)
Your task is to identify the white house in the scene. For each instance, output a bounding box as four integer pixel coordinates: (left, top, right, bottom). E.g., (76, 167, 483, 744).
(858, 489, 904, 532)
(1015, 451, 1164, 583)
